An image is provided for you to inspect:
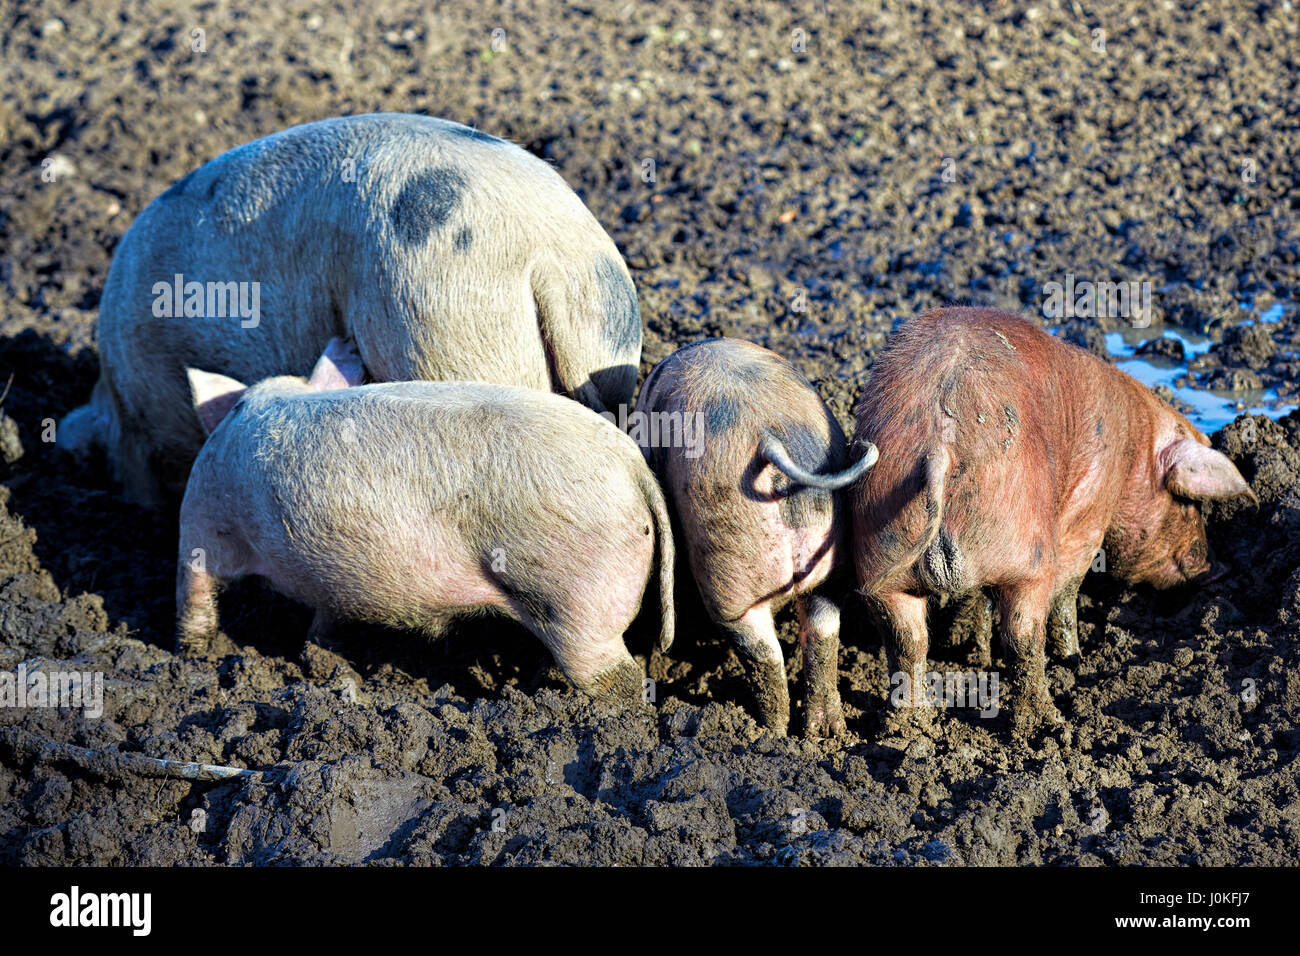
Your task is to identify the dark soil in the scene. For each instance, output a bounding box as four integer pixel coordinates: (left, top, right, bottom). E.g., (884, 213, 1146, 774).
(1, 0, 1298, 865)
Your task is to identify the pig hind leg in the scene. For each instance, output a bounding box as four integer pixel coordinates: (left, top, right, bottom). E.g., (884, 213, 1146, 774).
(719, 606, 790, 735)
(798, 592, 846, 738)
(995, 578, 1065, 735)
(307, 608, 341, 649)
(174, 526, 259, 656)
(945, 590, 996, 669)
(866, 590, 934, 736)
(504, 586, 644, 708)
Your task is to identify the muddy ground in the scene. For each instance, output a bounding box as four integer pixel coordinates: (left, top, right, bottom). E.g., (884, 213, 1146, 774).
(1, 0, 1299, 865)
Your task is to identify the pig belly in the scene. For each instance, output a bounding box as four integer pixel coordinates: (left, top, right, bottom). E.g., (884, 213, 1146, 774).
(256, 522, 506, 625)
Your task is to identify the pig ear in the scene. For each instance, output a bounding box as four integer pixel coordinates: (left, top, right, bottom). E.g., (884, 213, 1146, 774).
(188, 369, 248, 435)
(1162, 439, 1255, 502)
(307, 337, 366, 391)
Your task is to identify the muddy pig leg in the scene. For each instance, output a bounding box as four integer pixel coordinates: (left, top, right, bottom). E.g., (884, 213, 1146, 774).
(947, 591, 995, 668)
(719, 606, 790, 735)
(995, 579, 1065, 735)
(867, 590, 934, 736)
(798, 593, 846, 738)
(175, 560, 219, 656)
(1046, 576, 1083, 661)
(546, 633, 645, 708)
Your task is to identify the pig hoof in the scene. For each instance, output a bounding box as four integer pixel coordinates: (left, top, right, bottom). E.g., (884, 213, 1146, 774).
(883, 704, 936, 739)
(175, 633, 212, 658)
(1009, 701, 1066, 738)
(803, 705, 847, 739)
(1046, 636, 1080, 662)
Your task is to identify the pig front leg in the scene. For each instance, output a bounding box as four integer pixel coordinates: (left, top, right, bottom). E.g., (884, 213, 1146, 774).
(176, 562, 219, 657)
(1046, 577, 1083, 661)
(720, 607, 790, 735)
(798, 593, 846, 738)
(867, 590, 934, 736)
(949, 590, 995, 669)
(995, 579, 1065, 735)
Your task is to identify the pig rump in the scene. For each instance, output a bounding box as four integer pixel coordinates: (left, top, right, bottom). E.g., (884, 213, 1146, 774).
(634, 337, 877, 737)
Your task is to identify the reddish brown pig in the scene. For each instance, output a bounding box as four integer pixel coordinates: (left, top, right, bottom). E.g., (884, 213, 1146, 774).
(851, 307, 1255, 735)
(635, 339, 878, 736)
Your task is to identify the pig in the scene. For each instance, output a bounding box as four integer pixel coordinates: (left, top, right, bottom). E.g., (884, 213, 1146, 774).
(851, 307, 1256, 735)
(175, 338, 673, 705)
(60, 113, 642, 508)
(634, 339, 879, 736)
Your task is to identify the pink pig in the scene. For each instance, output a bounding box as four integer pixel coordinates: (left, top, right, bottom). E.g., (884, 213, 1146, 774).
(851, 308, 1255, 735)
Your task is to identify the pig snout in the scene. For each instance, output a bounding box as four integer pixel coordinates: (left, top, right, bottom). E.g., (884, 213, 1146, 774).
(1171, 538, 1219, 586)
(1198, 562, 1229, 586)
(57, 404, 105, 458)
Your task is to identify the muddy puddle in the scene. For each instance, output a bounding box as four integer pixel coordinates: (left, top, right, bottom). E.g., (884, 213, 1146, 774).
(1055, 303, 1298, 432)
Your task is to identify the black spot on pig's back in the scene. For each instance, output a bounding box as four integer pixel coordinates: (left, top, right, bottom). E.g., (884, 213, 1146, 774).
(390, 168, 466, 247)
(454, 227, 473, 252)
(593, 256, 641, 356)
(705, 395, 740, 436)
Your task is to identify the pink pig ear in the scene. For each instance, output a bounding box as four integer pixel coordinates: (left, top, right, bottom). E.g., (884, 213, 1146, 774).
(307, 337, 366, 391)
(187, 368, 248, 435)
(1162, 438, 1256, 503)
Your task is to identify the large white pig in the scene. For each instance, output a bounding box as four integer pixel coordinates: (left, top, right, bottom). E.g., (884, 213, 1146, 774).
(176, 339, 672, 705)
(61, 113, 642, 506)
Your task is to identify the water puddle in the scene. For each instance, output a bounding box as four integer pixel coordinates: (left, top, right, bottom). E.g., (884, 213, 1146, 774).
(1057, 305, 1296, 432)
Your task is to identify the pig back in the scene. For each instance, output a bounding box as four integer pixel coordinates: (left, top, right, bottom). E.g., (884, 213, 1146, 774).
(850, 308, 1127, 593)
(224, 382, 650, 550)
